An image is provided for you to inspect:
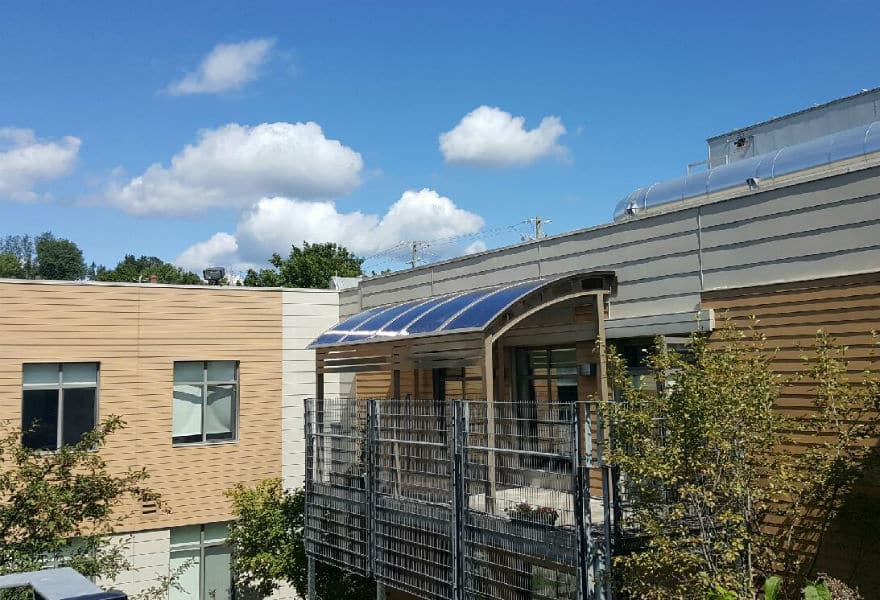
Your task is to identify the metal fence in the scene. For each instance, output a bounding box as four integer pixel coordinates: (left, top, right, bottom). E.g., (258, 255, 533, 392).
(304, 397, 615, 600)
(303, 397, 370, 575)
(373, 399, 454, 599)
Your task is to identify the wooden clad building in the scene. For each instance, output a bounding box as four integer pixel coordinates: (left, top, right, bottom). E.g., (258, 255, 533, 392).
(0, 281, 339, 600)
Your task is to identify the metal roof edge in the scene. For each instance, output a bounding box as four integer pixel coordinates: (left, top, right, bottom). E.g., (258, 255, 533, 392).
(0, 278, 340, 293)
(707, 86, 880, 142)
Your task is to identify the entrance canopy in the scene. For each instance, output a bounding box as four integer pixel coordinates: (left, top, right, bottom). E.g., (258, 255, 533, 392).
(309, 273, 614, 349)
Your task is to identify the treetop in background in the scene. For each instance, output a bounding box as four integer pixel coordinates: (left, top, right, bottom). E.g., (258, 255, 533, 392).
(244, 241, 363, 289)
(36, 234, 86, 281)
(94, 254, 201, 285)
(1, 232, 86, 281)
(1, 232, 362, 287)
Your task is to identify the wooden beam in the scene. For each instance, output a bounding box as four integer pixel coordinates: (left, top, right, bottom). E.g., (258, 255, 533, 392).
(488, 290, 601, 344)
(594, 293, 610, 404)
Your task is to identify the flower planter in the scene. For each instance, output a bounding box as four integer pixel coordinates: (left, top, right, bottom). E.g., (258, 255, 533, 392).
(510, 513, 558, 528)
(504, 502, 560, 529)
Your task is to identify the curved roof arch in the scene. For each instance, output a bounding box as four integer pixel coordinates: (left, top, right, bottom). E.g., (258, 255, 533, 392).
(614, 120, 880, 221)
(309, 272, 612, 349)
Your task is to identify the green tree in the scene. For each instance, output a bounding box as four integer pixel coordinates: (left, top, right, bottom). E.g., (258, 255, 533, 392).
(605, 325, 880, 599)
(225, 479, 375, 600)
(95, 255, 202, 285)
(245, 242, 363, 288)
(0, 417, 160, 582)
(0, 252, 23, 278)
(35, 234, 86, 280)
(0, 233, 40, 278)
(243, 267, 279, 288)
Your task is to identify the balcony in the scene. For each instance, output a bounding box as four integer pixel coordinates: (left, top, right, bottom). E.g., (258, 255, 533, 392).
(304, 397, 617, 600)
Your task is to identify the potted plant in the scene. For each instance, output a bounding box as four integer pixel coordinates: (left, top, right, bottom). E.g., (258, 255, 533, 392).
(504, 501, 559, 527)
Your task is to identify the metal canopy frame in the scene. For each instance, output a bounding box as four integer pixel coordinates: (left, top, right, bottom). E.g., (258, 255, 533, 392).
(309, 273, 614, 350)
(307, 272, 617, 600)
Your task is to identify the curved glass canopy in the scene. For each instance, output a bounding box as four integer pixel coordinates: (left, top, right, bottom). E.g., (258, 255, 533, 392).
(309, 279, 549, 348)
(614, 120, 880, 221)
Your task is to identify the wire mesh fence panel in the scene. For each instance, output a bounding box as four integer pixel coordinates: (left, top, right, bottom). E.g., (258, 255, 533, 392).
(304, 397, 370, 575)
(462, 401, 580, 600)
(373, 398, 454, 600)
(303, 396, 617, 600)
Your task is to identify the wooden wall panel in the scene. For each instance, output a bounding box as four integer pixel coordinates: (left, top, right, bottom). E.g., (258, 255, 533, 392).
(702, 273, 880, 596)
(0, 282, 283, 533)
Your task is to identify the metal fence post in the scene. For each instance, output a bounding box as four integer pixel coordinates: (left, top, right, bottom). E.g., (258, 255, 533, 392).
(307, 556, 316, 600)
(304, 397, 315, 597)
(573, 403, 594, 600)
(304, 398, 313, 494)
(451, 400, 468, 600)
(595, 406, 614, 600)
(367, 398, 378, 579)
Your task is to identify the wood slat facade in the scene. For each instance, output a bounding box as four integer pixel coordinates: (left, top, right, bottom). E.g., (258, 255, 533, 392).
(702, 273, 880, 598)
(0, 281, 284, 532)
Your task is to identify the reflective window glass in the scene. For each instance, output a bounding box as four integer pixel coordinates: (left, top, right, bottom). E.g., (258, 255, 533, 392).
(22, 389, 59, 450)
(22, 363, 99, 451)
(62, 363, 98, 385)
(23, 363, 59, 386)
(174, 362, 204, 384)
(61, 388, 96, 446)
(169, 523, 233, 600)
(173, 362, 238, 445)
(206, 361, 236, 382)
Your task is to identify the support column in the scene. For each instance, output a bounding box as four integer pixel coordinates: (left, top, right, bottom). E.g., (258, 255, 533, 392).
(482, 336, 496, 514)
(391, 369, 402, 496)
(594, 293, 614, 600)
(377, 583, 387, 600)
(573, 401, 593, 600)
(451, 400, 468, 600)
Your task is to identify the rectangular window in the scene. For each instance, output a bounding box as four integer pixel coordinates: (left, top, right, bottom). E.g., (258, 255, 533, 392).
(22, 363, 98, 451)
(514, 347, 578, 457)
(434, 366, 482, 401)
(169, 523, 233, 600)
(515, 347, 578, 405)
(173, 361, 238, 445)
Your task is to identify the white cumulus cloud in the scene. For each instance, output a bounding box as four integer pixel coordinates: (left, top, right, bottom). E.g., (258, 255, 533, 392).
(175, 232, 239, 271)
(166, 38, 275, 95)
(439, 105, 567, 167)
(464, 240, 487, 255)
(0, 127, 81, 201)
(175, 189, 485, 272)
(105, 122, 363, 216)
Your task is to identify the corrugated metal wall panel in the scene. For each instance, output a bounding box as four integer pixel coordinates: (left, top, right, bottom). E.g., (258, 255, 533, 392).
(337, 166, 880, 342)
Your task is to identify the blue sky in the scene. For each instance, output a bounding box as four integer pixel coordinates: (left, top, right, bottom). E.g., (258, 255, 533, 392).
(2, 1, 879, 275)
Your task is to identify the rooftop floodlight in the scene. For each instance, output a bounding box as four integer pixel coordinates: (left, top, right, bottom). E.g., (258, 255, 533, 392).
(624, 200, 641, 216)
(203, 267, 226, 285)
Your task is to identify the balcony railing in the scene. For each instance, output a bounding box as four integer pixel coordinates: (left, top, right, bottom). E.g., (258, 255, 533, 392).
(304, 398, 618, 600)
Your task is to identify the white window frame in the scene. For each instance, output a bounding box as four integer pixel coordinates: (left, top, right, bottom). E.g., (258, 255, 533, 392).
(172, 361, 239, 446)
(21, 362, 99, 451)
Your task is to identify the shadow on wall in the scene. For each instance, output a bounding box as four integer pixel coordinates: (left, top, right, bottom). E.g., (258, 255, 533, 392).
(813, 445, 880, 598)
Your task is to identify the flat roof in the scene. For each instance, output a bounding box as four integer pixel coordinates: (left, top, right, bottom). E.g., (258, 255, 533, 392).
(0, 278, 339, 294)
